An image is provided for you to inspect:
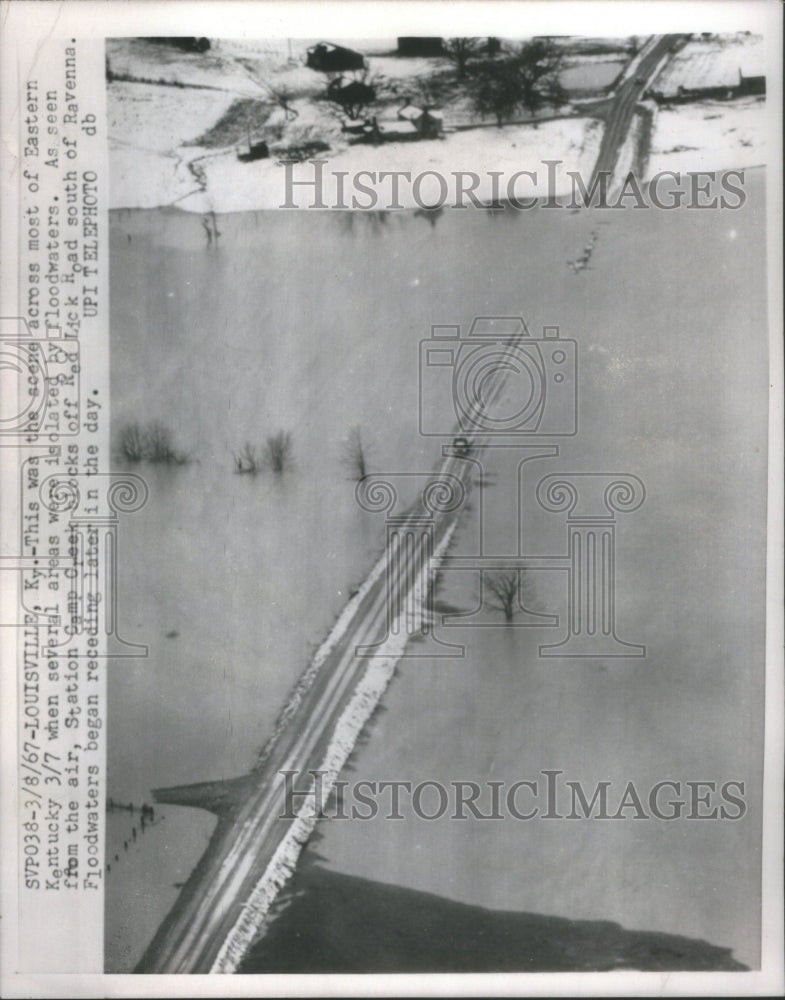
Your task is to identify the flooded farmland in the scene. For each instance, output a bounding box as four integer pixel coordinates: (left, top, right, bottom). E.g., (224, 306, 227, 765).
(107, 170, 767, 970)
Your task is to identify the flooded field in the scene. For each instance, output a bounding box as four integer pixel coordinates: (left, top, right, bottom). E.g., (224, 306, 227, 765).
(107, 170, 767, 970)
(560, 58, 626, 93)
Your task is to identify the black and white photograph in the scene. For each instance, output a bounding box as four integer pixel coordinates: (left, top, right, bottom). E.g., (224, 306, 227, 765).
(1, 1, 783, 996)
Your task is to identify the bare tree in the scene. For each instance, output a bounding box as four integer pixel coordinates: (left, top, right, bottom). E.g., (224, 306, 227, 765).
(234, 58, 300, 122)
(264, 430, 293, 474)
(443, 37, 483, 78)
(484, 570, 523, 623)
(342, 426, 370, 480)
(268, 83, 299, 121)
(118, 420, 189, 465)
(233, 442, 260, 475)
(144, 421, 189, 465)
(119, 422, 145, 462)
(327, 71, 376, 120)
(470, 40, 566, 126)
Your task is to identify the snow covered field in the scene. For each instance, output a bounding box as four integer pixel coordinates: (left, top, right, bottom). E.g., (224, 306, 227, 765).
(171, 117, 603, 214)
(107, 63, 605, 213)
(107, 34, 768, 214)
(107, 36, 605, 213)
(646, 96, 766, 177)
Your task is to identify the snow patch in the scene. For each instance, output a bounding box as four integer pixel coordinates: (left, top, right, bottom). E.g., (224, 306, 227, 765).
(171, 118, 603, 214)
(645, 97, 766, 177)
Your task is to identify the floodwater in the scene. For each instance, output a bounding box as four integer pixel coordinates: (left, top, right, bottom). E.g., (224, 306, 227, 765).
(107, 171, 767, 970)
(560, 59, 626, 93)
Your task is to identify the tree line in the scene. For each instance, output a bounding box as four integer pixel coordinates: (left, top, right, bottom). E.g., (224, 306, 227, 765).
(324, 37, 567, 128)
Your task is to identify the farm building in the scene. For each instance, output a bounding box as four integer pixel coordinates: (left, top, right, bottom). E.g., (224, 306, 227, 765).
(237, 140, 269, 163)
(306, 42, 366, 73)
(397, 104, 444, 138)
(738, 67, 766, 96)
(370, 119, 420, 141)
(648, 34, 765, 102)
(358, 104, 445, 143)
(143, 37, 210, 52)
(397, 37, 444, 56)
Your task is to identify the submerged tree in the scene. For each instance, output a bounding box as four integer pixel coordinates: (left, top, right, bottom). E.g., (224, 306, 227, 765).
(264, 430, 293, 474)
(117, 420, 189, 465)
(342, 426, 370, 481)
(144, 421, 189, 464)
(119, 422, 145, 462)
(484, 569, 533, 623)
(233, 442, 261, 474)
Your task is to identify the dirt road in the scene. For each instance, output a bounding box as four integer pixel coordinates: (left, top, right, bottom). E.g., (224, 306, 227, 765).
(590, 34, 687, 184)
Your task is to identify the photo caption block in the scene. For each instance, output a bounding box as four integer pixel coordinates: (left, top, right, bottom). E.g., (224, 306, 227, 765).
(8, 36, 110, 974)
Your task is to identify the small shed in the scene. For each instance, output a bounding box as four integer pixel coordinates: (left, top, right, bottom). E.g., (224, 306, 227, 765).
(367, 118, 420, 142)
(237, 140, 269, 163)
(306, 42, 365, 73)
(341, 118, 367, 135)
(398, 103, 423, 123)
(397, 104, 444, 138)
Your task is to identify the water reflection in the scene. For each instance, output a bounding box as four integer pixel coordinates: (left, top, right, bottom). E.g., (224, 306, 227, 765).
(338, 209, 394, 235)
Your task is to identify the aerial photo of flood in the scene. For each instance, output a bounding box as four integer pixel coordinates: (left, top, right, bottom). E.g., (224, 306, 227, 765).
(104, 32, 768, 974)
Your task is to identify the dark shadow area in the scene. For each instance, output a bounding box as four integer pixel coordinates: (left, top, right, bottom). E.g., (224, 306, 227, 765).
(240, 865, 747, 973)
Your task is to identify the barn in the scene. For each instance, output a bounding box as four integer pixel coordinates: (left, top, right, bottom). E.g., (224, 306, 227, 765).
(397, 37, 444, 57)
(306, 42, 366, 73)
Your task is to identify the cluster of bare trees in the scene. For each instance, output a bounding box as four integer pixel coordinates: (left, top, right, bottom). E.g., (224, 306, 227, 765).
(232, 426, 372, 479)
(234, 431, 294, 475)
(326, 72, 378, 120)
(450, 37, 567, 126)
(123, 414, 534, 625)
(119, 421, 190, 465)
(119, 423, 374, 480)
(316, 37, 566, 129)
